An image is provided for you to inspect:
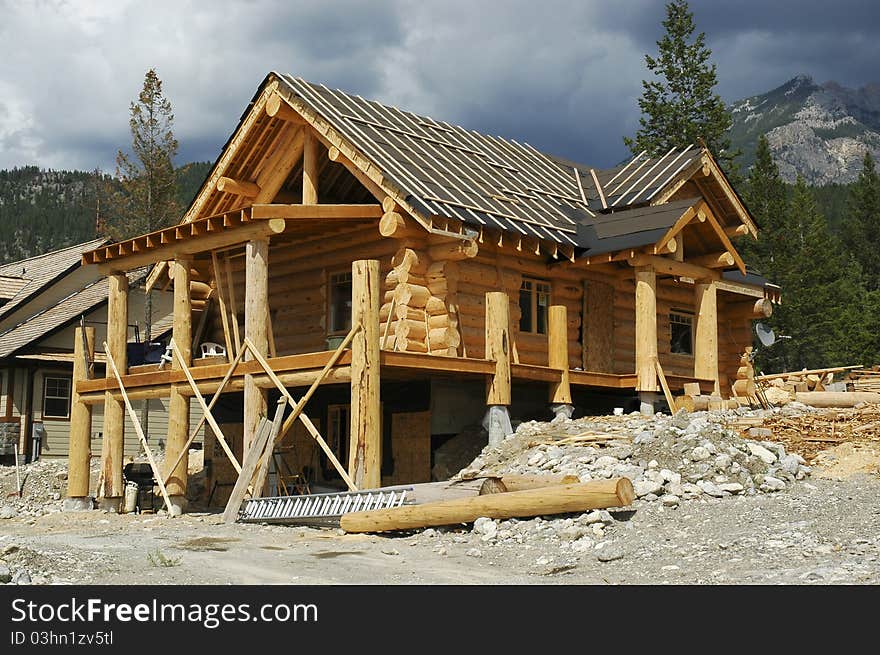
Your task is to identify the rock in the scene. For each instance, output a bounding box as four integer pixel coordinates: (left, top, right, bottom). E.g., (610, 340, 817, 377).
(0, 506, 16, 520)
(634, 479, 664, 498)
(718, 482, 744, 494)
(761, 476, 786, 492)
(0, 561, 11, 584)
(714, 454, 732, 469)
(473, 517, 496, 537)
(465, 548, 483, 558)
(570, 536, 595, 553)
(660, 494, 681, 507)
(644, 469, 665, 484)
(672, 410, 691, 429)
(665, 482, 685, 497)
(697, 480, 726, 497)
(748, 427, 774, 439)
(634, 431, 654, 444)
(779, 454, 801, 475)
(381, 548, 400, 556)
(12, 570, 31, 585)
(594, 455, 619, 468)
(747, 443, 778, 464)
(596, 543, 626, 562)
(691, 446, 711, 461)
(659, 468, 680, 484)
(559, 525, 588, 541)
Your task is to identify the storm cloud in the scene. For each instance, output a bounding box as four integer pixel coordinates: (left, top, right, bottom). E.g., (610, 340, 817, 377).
(0, 0, 877, 171)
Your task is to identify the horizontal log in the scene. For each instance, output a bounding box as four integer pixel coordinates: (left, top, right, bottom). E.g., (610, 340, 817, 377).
(380, 211, 426, 239)
(396, 319, 427, 340)
(339, 479, 634, 533)
(794, 391, 880, 407)
(216, 176, 260, 198)
(394, 336, 428, 353)
(265, 92, 306, 123)
(392, 248, 429, 274)
(428, 239, 478, 261)
(428, 327, 461, 349)
(628, 254, 720, 281)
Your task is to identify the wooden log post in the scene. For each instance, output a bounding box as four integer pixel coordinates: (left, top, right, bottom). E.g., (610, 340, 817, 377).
(694, 280, 720, 395)
(165, 257, 192, 510)
(244, 239, 270, 454)
(548, 305, 573, 418)
(302, 129, 319, 205)
(634, 266, 659, 413)
(349, 260, 381, 489)
(98, 273, 127, 510)
(66, 326, 95, 507)
(485, 291, 512, 445)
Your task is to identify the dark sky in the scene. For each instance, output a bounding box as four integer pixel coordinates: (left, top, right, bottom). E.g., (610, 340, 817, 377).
(1, 0, 878, 171)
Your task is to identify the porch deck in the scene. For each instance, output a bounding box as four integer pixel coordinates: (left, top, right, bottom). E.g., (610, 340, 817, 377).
(75, 349, 715, 403)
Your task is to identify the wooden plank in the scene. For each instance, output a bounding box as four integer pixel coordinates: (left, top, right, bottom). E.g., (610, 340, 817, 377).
(224, 253, 242, 355)
(243, 337, 358, 491)
(211, 251, 234, 358)
(222, 417, 272, 524)
(585, 280, 614, 372)
(161, 343, 248, 487)
(104, 345, 174, 515)
(340, 478, 635, 533)
(694, 281, 720, 395)
(655, 359, 677, 412)
(251, 398, 289, 498)
(349, 259, 382, 489)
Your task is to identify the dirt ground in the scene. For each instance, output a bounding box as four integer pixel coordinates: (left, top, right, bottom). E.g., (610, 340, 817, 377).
(1, 464, 879, 586)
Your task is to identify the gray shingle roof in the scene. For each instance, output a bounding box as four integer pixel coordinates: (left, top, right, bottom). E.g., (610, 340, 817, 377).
(0, 238, 107, 320)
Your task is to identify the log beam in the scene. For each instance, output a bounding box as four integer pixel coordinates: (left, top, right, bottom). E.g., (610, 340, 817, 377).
(635, 266, 658, 392)
(67, 326, 95, 500)
(244, 238, 269, 454)
(690, 251, 735, 268)
(98, 273, 127, 507)
(265, 92, 306, 123)
(216, 176, 261, 198)
(302, 129, 319, 205)
(349, 260, 382, 489)
(379, 211, 426, 239)
(548, 305, 572, 405)
(165, 257, 192, 506)
(694, 280, 720, 395)
(628, 253, 720, 281)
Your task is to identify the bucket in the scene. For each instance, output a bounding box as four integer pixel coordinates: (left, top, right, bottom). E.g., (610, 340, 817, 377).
(613, 407, 624, 416)
(123, 482, 139, 514)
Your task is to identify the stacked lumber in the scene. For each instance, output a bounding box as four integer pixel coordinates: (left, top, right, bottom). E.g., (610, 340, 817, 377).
(731, 347, 758, 402)
(755, 365, 862, 395)
(851, 367, 880, 392)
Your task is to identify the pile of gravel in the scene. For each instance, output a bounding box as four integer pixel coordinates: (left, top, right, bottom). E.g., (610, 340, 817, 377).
(458, 406, 813, 508)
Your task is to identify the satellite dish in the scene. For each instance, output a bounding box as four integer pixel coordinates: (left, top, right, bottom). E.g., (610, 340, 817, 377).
(755, 322, 776, 347)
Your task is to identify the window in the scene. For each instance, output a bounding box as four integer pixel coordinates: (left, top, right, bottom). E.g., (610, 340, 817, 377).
(519, 277, 551, 334)
(328, 271, 352, 334)
(670, 311, 694, 356)
(43, 376, 71, 419)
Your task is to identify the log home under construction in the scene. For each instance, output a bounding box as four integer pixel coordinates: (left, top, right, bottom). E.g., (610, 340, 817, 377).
(68, 72, 780, 511)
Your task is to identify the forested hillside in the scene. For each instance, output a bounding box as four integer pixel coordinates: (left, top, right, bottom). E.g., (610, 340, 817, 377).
(0, 162, 211, 264)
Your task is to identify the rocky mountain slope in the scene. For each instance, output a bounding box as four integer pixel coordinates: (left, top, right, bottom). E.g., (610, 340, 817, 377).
(730, 75, 880, 184)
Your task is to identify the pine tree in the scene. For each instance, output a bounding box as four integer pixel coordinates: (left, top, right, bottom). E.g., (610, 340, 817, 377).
(842, 151, 880, 289)
(740, 135, 789, 282)
(769, 178, 858, 370)
(624, 0, 734, 164)
(105, 68, 180, 439)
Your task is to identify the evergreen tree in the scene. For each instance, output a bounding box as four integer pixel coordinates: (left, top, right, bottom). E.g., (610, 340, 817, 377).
(767, 178, 859, 370)
(740, 135, 790, 282)
(842, 151, 880, 289)
(624, 0, 734, 165)
(105, 68, 180, 439)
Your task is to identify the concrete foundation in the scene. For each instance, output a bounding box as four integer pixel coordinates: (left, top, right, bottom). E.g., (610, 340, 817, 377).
(62, 497, 94, 512)
(484, 405, 513, 446)
(96, 496, 121, 513)
(166, 495, 186, 517)
(639, 392, 663, 417)
(550, 403, 575, 420)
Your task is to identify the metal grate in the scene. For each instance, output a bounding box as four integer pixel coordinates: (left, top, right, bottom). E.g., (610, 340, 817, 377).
(238, 488, 412, 526)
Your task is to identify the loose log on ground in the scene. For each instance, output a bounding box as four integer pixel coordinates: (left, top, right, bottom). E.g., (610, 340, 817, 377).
(340, 478, 634, 533)
(795, 391, 880, 407)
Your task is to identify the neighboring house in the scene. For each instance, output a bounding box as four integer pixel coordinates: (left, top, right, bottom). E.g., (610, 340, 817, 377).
(0, 240, 203, 461)
(78, 72, 780, 498)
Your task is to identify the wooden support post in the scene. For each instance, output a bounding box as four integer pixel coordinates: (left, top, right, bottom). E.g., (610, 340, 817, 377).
(303, 129, 319, 205)
(211, 251, 234, 358)
(349, 260, 381, 489)
(694, 280, 720, 395)
(244, 238, 269, 454)
(548, 305, 572, 407)
(635, 266, 658, 392)
(99, 273, 127, 507)
(67, 326, 94, 501)
(485, 291, 512, 445)
(165, 257, 192, 507)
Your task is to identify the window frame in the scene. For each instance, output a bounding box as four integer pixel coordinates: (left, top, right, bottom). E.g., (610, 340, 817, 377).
(42, 374, 72, 420)
(669, 310, 695, 357)
(327, 269, 353, 336)
(519, 276, 552, 335)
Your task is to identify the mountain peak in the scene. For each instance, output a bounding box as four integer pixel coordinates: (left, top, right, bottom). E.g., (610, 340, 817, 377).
(729, 75, 880, 185)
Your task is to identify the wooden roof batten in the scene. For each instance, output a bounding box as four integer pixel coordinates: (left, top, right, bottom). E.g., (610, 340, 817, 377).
(83, 204, 383, 273)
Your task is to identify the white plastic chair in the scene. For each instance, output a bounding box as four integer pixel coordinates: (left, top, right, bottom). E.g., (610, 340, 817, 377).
(200, 342, 227, 358)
